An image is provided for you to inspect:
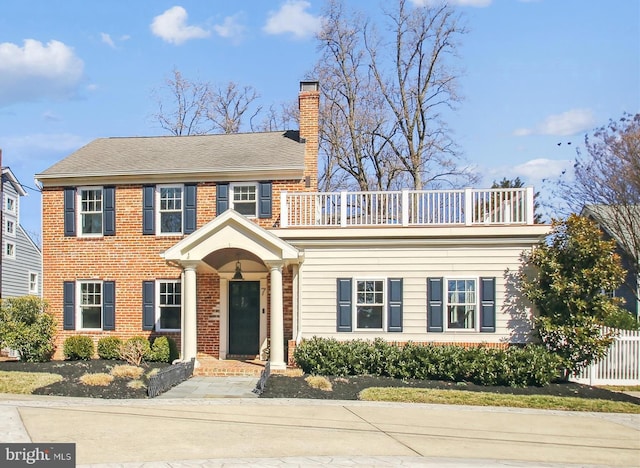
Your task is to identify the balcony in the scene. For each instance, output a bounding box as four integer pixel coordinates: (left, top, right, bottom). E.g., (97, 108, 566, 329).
(280, 187, 535, 228)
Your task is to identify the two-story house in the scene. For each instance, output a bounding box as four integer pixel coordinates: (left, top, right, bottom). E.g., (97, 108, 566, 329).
(36, 82, 549, 372)
(1, 163, 42, 298)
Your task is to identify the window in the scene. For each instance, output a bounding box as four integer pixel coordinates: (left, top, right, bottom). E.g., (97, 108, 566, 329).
(5, 242, 15, 258)
(29, 272, 38, 294)
(79, 187, 103, 236)
(5, 196, 16, 214)
(78, 281, 102, 329)
(157, 185, 183, 234)
(231, 183, 257, 217)
(355, 279, 385, 329)
(157, 280, 181, 331)
(446, 279, 476, 329)
(5, 219, 15, 236)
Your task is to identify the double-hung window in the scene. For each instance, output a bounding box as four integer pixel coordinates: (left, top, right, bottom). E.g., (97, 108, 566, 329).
(355, 279, 385, 329)
(79, 187, 103, 236)
(157, 280, 181, 331)
(446, 279, 476, 330)
(5, 219, 15, 237)
(5, 242, 15, 258)
(5, 196, 16, 215)
(158, 185, 183, 234)
(29, 272, 39, 295)
(231, 183, 257, 217)
(78, 281, 102, 330)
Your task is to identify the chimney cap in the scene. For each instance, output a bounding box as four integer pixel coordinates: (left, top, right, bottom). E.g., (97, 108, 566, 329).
(300, 81, 319, 92)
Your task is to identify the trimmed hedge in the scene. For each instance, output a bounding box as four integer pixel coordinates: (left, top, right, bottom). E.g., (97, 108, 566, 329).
(63, 335, 94, 360)
(148, 336, 179, 363)
(293, 338, 561, 387)
(97, 336, 122, 360)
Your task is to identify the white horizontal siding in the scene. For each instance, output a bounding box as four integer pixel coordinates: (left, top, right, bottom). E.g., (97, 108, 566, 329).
(297, 244, 533, 344)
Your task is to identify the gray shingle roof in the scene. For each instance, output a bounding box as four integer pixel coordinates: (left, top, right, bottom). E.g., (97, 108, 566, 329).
(36, 131, 305, 180)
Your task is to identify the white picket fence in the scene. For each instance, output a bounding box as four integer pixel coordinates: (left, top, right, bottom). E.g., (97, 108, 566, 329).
(570, 328, 640, 385)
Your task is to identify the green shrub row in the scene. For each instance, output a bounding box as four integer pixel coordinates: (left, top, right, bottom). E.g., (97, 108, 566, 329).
(293, 338, 562, 387)
(63, 335, 179, 363)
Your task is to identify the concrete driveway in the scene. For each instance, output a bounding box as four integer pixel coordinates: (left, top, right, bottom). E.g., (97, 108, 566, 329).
(1, 395, 639, 467)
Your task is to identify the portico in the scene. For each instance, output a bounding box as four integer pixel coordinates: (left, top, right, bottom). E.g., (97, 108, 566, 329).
(162, 209, 300, 370)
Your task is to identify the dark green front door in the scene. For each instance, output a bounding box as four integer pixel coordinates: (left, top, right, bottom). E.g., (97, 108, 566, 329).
(228, 281, 260, 356)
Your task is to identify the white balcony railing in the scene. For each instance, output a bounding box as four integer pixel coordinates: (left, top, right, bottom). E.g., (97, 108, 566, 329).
(280, 187, 535, 228)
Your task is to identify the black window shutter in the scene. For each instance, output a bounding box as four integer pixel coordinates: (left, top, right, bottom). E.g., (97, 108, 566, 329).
(184, 184, 197, 234)
(103, 187, 116, 236)
(63, 187, 76, 237)
(63, 281, 75, 330)
(427, 277, 444, 332)
(387, 278, 403, 332)
(142, 281, 155, 330)
(258, 181, 272, 218)
(142, 186, 155, 235)
(103, 281, 116, 330)
(336, 278, 352, 332)
(216, 183, 229, 215)
(480, 277, 496, 332)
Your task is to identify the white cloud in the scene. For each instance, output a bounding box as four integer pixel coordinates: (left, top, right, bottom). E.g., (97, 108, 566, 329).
(263, 1, 322, 39)
(213, 13, 246, 41)
(511, 158, 572, 181)
(410, 0, 492, 7)
(151, 6, 211, 45)
(514, 109, 596, 137)
(101, 33, 116, 48)
(0, 39, 84, 107)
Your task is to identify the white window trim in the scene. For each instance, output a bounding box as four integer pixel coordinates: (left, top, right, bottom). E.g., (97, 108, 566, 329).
(77, 280, 103, 331)
(156, 279, 182, 332)
(77, 186, 104, 238)
(230, 182, 259, 218)
(5, 195, 16, 215)
(156, 184, 184, 236)
(353, 277, 387, 331)
(4, 241, 16, 259)
(443, 277, 479, 332)
(5, 219, 15, 238)
(28, 272, 39, 295)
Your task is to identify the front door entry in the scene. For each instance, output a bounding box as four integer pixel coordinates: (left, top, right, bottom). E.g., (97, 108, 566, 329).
(228, 281, 260, 356)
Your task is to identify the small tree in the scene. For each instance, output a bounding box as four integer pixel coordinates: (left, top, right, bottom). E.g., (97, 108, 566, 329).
(520, 214, 632, 378)
(0, 296, 55, 362)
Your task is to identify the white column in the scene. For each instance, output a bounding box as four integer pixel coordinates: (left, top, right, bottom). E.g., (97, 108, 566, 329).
(268, 262, 286, 370)
(182, 262, 198, 363)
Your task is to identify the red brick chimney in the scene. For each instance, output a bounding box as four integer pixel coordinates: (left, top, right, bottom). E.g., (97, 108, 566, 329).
(298, 81, 319, 191)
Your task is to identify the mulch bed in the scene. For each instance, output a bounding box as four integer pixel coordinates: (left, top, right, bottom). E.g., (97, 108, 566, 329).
(0, 359, 170, 399)
(1, 359, 639, 404)
(260, 374, 640, 404)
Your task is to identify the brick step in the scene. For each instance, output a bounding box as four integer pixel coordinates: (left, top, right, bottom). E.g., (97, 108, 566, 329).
(194, 358, 266, 377)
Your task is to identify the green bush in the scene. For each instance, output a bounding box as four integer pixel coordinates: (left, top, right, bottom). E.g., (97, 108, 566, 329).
(0, 297, 55, 362)
(97, 336, 122, 360)
(293, 338, 561, 387)
(63, 335, 94, 360)
(149, 336, 170, 362)
(119, 336, 152, 366)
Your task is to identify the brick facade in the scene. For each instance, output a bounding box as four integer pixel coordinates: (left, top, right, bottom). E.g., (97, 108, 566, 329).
(41, 82, 320, 362)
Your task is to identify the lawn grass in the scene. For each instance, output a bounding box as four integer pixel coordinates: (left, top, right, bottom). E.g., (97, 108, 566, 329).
(598, 385, 640, 392)
(0, 371, 63, 394)
(359, 387, 640, 414)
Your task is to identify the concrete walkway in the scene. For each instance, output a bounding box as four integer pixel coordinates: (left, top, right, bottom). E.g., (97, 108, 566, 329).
(157, 376, 260, 399)
(0, 393, 638, 467)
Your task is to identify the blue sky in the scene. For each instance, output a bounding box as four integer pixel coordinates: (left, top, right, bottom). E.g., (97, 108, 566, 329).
(0, 0, 638, 239)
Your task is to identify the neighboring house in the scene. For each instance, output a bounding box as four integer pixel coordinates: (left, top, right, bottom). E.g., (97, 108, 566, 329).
(582, 205, 640, 320)
(1, 166, 42, 298)
(35, 81, 549, 369)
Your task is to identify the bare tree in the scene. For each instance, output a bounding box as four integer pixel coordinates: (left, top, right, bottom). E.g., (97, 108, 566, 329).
(253, 100, 298, 132)
(558, 113, 640, 302)
(315, 0, 398, 191)
(151, 69, 213, 136)
(152, 70, 262, 135)
(207, 82, 261, 134)
(365, 0, 475, 190)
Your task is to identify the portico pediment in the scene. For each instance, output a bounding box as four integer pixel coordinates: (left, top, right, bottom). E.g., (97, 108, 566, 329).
(162, 209, 299, 264)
